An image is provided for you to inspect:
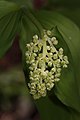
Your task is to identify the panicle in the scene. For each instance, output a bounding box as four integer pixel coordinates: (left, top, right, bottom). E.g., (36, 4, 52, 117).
(25, 30, 69, 99)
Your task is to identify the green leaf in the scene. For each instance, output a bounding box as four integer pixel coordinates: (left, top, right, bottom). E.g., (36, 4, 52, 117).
(35, 96, 80, 120)
(7, 0, 33, 8)
(33, 10, 80, 112)
(51, 27, 80, 112)
(19, 15, 38, 56)
(35, 94, 80, 120)
(35, 95, 71, 120)
(19, 13, 39, 78)
(19, 10, 80, 119)
(0, 11, 21, 58)
(35, 27, 80, 120)
(0, 0, 20, 19)
(0, 0, 21, 58)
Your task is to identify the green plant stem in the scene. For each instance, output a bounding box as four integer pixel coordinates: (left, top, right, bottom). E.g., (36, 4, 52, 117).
(42, 37, 47, 72)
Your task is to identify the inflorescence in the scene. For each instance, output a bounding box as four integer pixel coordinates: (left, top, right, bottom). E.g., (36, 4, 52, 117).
(25, 30, 69, 99)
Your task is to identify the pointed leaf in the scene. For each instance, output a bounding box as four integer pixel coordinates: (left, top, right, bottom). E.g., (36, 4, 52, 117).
(0, 0, 21, 58)
(35, 95, 71, 120)
(33, 10, 80, 112)
(0, 0, 19, 19)
(0, 11, 21, 58)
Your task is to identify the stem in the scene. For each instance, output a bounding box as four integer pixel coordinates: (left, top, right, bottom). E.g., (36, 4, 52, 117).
(48, 39, 58, 53)
(42, 37, 47, 72)
(43, 38, 47, 58)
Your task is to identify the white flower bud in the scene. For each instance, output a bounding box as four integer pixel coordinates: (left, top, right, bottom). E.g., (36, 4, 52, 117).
(63, 64, 68, 68)
(54, 40, 58, 45)
(26, 60, 29, 64)
(26, 44, 30, 47)
(57, 68, 61, 73)
(46, 82, 54, 90)
(55, 73, 61, 77)
(29, 66, 33, 70)
(47, 46, 50, 50)
(54, 78, 60, 82)
(33, 35, 38, 39)
(47, 30, 52, 36)
(51, 37, 56, 42)
(48, 61, 52, 67)
(51, 67, 56, 73)
(33, 46, 38, 52)
(44, 34, 48, 39)
(30, 42, 34, 46)
(33, 35, 38, 43)
(51, 37, 58, 45)
(59, 48, 63, 54)
(53, 54, 58, 59)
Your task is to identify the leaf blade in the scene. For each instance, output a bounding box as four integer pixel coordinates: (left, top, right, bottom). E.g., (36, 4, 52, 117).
(34, 10, 80, 112)
(0, 11, 21, 58)
(0, 0, 20, 19)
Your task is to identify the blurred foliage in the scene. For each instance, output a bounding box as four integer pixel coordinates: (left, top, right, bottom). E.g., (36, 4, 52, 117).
(56, 9, 80, 28)
(0, 67, 29, 111)
(47, 0, 80, 27)
(48, 0, 80, 7)
(7, 0, 33, 8)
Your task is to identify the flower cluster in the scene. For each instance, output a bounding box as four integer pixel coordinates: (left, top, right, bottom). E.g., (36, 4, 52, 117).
(25, 30, 69, 99)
